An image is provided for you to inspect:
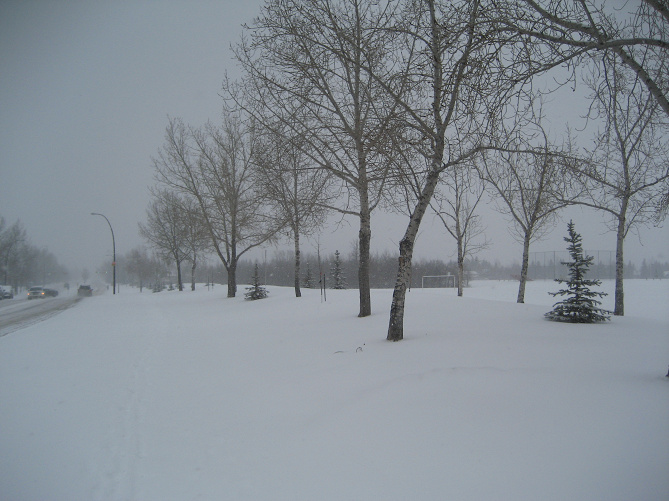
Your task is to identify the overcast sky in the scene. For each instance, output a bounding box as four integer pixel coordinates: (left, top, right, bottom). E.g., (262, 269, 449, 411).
(1, 0, 667, 281)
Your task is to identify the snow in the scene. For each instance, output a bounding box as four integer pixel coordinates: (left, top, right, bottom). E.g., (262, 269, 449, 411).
(1, 279, 668, 500)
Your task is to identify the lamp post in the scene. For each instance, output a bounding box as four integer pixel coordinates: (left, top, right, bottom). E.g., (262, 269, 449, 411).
(91, 212, 116, 294)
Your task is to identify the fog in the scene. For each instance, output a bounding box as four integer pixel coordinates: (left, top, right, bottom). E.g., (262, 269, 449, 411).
(1, 1, 667, 282)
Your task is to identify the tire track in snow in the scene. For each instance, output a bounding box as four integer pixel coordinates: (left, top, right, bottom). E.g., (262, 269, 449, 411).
(0, 296, 80, 337)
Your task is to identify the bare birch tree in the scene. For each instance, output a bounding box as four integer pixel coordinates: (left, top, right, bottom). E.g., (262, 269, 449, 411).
(431, 163, 489, 297)
(228, 0, 401, 317)
(375, 0, 529, 341)
(569, 53, 669, 315)
(477, 125, 574, 304)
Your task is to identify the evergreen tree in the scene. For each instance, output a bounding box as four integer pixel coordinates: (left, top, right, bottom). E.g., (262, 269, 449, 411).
(330, 250, 347, 289)
(545, 221, 610, 323)
(245, 263, 268, 300)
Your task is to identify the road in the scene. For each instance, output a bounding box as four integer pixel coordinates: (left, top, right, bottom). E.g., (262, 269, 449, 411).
(0, 295, 81, 337)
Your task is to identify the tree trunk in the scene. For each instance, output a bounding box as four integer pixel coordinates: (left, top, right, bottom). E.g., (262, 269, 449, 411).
(227, 261, 237, 298)
(517, 232, 531, 303)
(293, 169, 302, 298)
(457, 229, 464, 297)
(294, 229, 302, 298)
(191, 258, 196, 291)
(387, 239, 414, 342)
(387, 170, 441, 341)
(358, 189, 372, 317)
(176, 258, 183, 292)
(614, 215, 625, 315)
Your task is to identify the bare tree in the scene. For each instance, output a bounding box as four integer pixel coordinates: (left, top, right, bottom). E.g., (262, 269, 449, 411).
(179, 195, 210, 292)
(376, 0, 529, 341)
(0, 217, 27, 288)
(139, 188, 191, 291)
(492, 0, 669, 117)
(431, 162, 489, 296)
(0, 218, 68, 290)
(569, 53, 669, 315)
(153, 115, 281, 297)
(124, 247, 152, 292)
(486, 0, 669, 313)
(229, 0, 402, 317)
(478, 122, 574, 304)
(254, 129, 333, 297)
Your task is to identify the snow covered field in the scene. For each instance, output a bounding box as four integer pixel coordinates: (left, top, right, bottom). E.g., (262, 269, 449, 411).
(1, 279, 668, 500)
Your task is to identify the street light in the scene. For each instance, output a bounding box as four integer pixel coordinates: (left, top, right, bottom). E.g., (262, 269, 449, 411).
(91, 212, 116, 294)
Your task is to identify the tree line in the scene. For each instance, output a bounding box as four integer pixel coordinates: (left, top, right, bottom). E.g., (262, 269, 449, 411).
(0, 216, 68, 292)
(137, 0, 668, 341)
(110, 244, 669, 293)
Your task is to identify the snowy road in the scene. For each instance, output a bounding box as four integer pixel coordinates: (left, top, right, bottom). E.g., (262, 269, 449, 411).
(0, 296, 80, 337)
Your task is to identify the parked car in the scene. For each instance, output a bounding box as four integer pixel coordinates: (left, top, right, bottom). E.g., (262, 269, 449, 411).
(44, 288, 59, 297)
(0, 285, 13, 299)
(27, 286, 46, 299)
(77, 285, 93, 297)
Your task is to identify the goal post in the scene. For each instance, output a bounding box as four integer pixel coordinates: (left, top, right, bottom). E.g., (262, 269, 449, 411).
(421, 274, 456, 289)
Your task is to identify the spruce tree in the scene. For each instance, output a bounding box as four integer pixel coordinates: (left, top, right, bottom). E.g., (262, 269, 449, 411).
(545, 221, 610, 323)
(245, 263, 268, 300)
(330, 250, 347, 289)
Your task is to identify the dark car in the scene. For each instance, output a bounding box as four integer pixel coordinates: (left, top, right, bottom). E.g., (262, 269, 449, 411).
(77, 285, 93, 297)
(44, 288, 59, 297)
(27, 286, 46, 299)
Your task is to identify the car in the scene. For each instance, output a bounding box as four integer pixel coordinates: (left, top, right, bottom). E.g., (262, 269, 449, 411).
(27, 286, 46, 299)
(0, 285, 13, 299)
(77, 285, 93, 297)
(44, 288, 59, 297)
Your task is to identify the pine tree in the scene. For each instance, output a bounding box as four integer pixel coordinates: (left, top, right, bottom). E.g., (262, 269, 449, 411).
(330, 250, 347, 289)
(545, 221, 610, 323)
(245, 263, 268, 300)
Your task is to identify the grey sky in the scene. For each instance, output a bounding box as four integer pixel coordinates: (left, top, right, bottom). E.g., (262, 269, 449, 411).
(1, 0, 667, 280)
(1, 0, 261, 276)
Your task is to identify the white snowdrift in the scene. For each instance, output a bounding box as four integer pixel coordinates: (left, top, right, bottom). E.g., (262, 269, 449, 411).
(1, 279, 667, 500)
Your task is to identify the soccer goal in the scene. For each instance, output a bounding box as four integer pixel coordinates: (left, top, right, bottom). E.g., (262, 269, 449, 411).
(421, 274, 456, 289)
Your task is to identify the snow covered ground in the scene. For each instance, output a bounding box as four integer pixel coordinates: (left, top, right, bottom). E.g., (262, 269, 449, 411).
(1, 279, 667, 500)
